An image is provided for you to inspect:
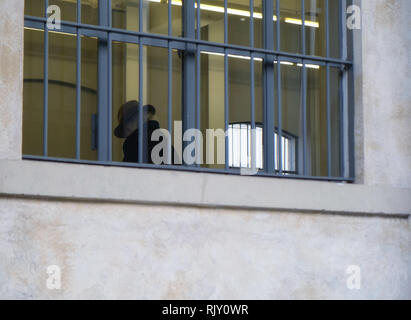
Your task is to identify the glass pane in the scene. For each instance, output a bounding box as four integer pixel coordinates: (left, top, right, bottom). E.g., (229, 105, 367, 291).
(253, 0, 263, 48)
(227, 0, 263, 48)
(143, 0, 170, 35)
(112, 0, 181, 36)
(25, 0, 45, 17)
(199, 0, 261, 47)
(329, 0, 341, 59)
(112, 0, 140, 31)
(48, 32, 77, 158)
(82, 0, 99, 25)
(171, 48, 183, 162)
(171, 0, 183, 37)
(200, 51, 225, 169)
(227, 0, 249, 47)
(23, 28, 44, 156)
(227, 55, 263, 169)
(278, 62, 302, 174)
(142, 45, 170, 162)
(112, 43, 181, 164)
(307, 65, 327, 176)
(273, 1, 278, 50)
(80, 36, 98, 161)
(112, 41, 140, 162)
(279, 0, 302, 54)
(254, 58, 264, 168)
(305, 0, 326, 57)
(228, 56, 251, 168)
(49, 0, 77, 22)
(330, 67, 341, 176)
(200, 0, 225, 43)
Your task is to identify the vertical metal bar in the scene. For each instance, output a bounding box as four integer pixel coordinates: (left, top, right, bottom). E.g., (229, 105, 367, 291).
(168, 0, 172, 36)
(107, 0, 111, 27)
(276, 0, 280, 51)
(275, 0, 281, 172)
(107, 33, 113, 161)
(302, 63, 307, 175)
(341, 66, 349, 178)
(263, 0, 275, 173)
(301, 0, 305, 55)
(250, 0, 254, 47)
(224, 0, 228, 44)
(77, 0, 81, 23)
(223, 0, 229, 169)
(138, 40, 143, 163)
(340, 0, 347, 60)
(43, 0, 49, 156)
(347, 67, 355, 179)
(325, 1, 332, 176)
(139, 0, 143, 32)
(325, 0, 330, 58)
(197, 0, 201, 39)
(250, 3, 256, 169)
(277, 57, 282, 174)
(340, 0, 350, 178)
(183, 0, 196, 136)
(137, 1, 144, 163)
(196, 46, 201, 167)
(168, 42, 173, 164)
(75, 28, 81, 159)
(224, 52, 229, 170)
(97, 0, 110, 161)
(326, 64, 331, 177)
(250, 53, 255, 169)
(196, 0, 201, 133)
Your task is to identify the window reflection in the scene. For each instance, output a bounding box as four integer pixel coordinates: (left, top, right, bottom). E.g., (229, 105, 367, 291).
(200, 52, 263, 169)
(200, 0, 263, 47)
(112, 0, 182, 36)
(23, 29, 98, 159)
(305, 0, 326, 57)
(25, 0, 45, 17)
(23, 29, 44, 156)
(112, 43, 182, 163)
(22, 0, 346, 177)
(49, 0, 77, 22)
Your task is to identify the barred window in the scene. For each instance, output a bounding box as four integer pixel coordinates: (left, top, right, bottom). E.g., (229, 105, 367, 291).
(23, 0, 354, 181)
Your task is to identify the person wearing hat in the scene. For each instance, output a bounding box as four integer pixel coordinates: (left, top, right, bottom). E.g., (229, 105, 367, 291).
(114, 100, 159, 163)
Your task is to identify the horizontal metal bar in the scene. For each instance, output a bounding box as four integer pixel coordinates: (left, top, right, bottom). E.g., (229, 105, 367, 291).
(22, 155, 355, 182)
(24, 15, 353, 66)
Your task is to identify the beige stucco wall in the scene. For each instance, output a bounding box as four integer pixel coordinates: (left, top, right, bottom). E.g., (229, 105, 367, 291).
(0, 198, 410, 300)
(0, 0, 410, 299)
(356, 0, 411, 188)
(0, 0, 24, 160)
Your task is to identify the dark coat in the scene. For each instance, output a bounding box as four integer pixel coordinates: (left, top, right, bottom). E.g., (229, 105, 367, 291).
(123, 120, 160, 163)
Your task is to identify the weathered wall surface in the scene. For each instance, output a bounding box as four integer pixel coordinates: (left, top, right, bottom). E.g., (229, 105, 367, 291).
(0, 198, 410, 300)
(358, 0, 411, 188)
(0, 0, 24, 160)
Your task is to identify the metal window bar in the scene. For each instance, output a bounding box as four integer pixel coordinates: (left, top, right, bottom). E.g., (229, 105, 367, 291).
(75, 0, 82, 160)
(43, 0, 49, 157)
(22, 0, 354, 182)
(277, 56, 282, 174)
(263, 0, 275, 174)
(250, 0, 256, 171)
(168, 42, 173, 165)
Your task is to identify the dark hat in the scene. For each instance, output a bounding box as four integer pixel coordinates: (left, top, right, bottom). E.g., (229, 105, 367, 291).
(114, 101, 156, 138)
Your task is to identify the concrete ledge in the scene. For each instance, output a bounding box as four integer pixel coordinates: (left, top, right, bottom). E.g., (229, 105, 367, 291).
(0, 159, 410, 217)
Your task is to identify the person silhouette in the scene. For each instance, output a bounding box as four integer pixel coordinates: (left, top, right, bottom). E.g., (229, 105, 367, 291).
(114, 100, 159, 163)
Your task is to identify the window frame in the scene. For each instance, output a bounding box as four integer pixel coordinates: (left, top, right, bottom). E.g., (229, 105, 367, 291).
(23, 0, 354, 182)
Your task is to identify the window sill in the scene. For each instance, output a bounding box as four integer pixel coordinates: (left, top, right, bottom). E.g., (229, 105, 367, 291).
(0, 159, 409, 217)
